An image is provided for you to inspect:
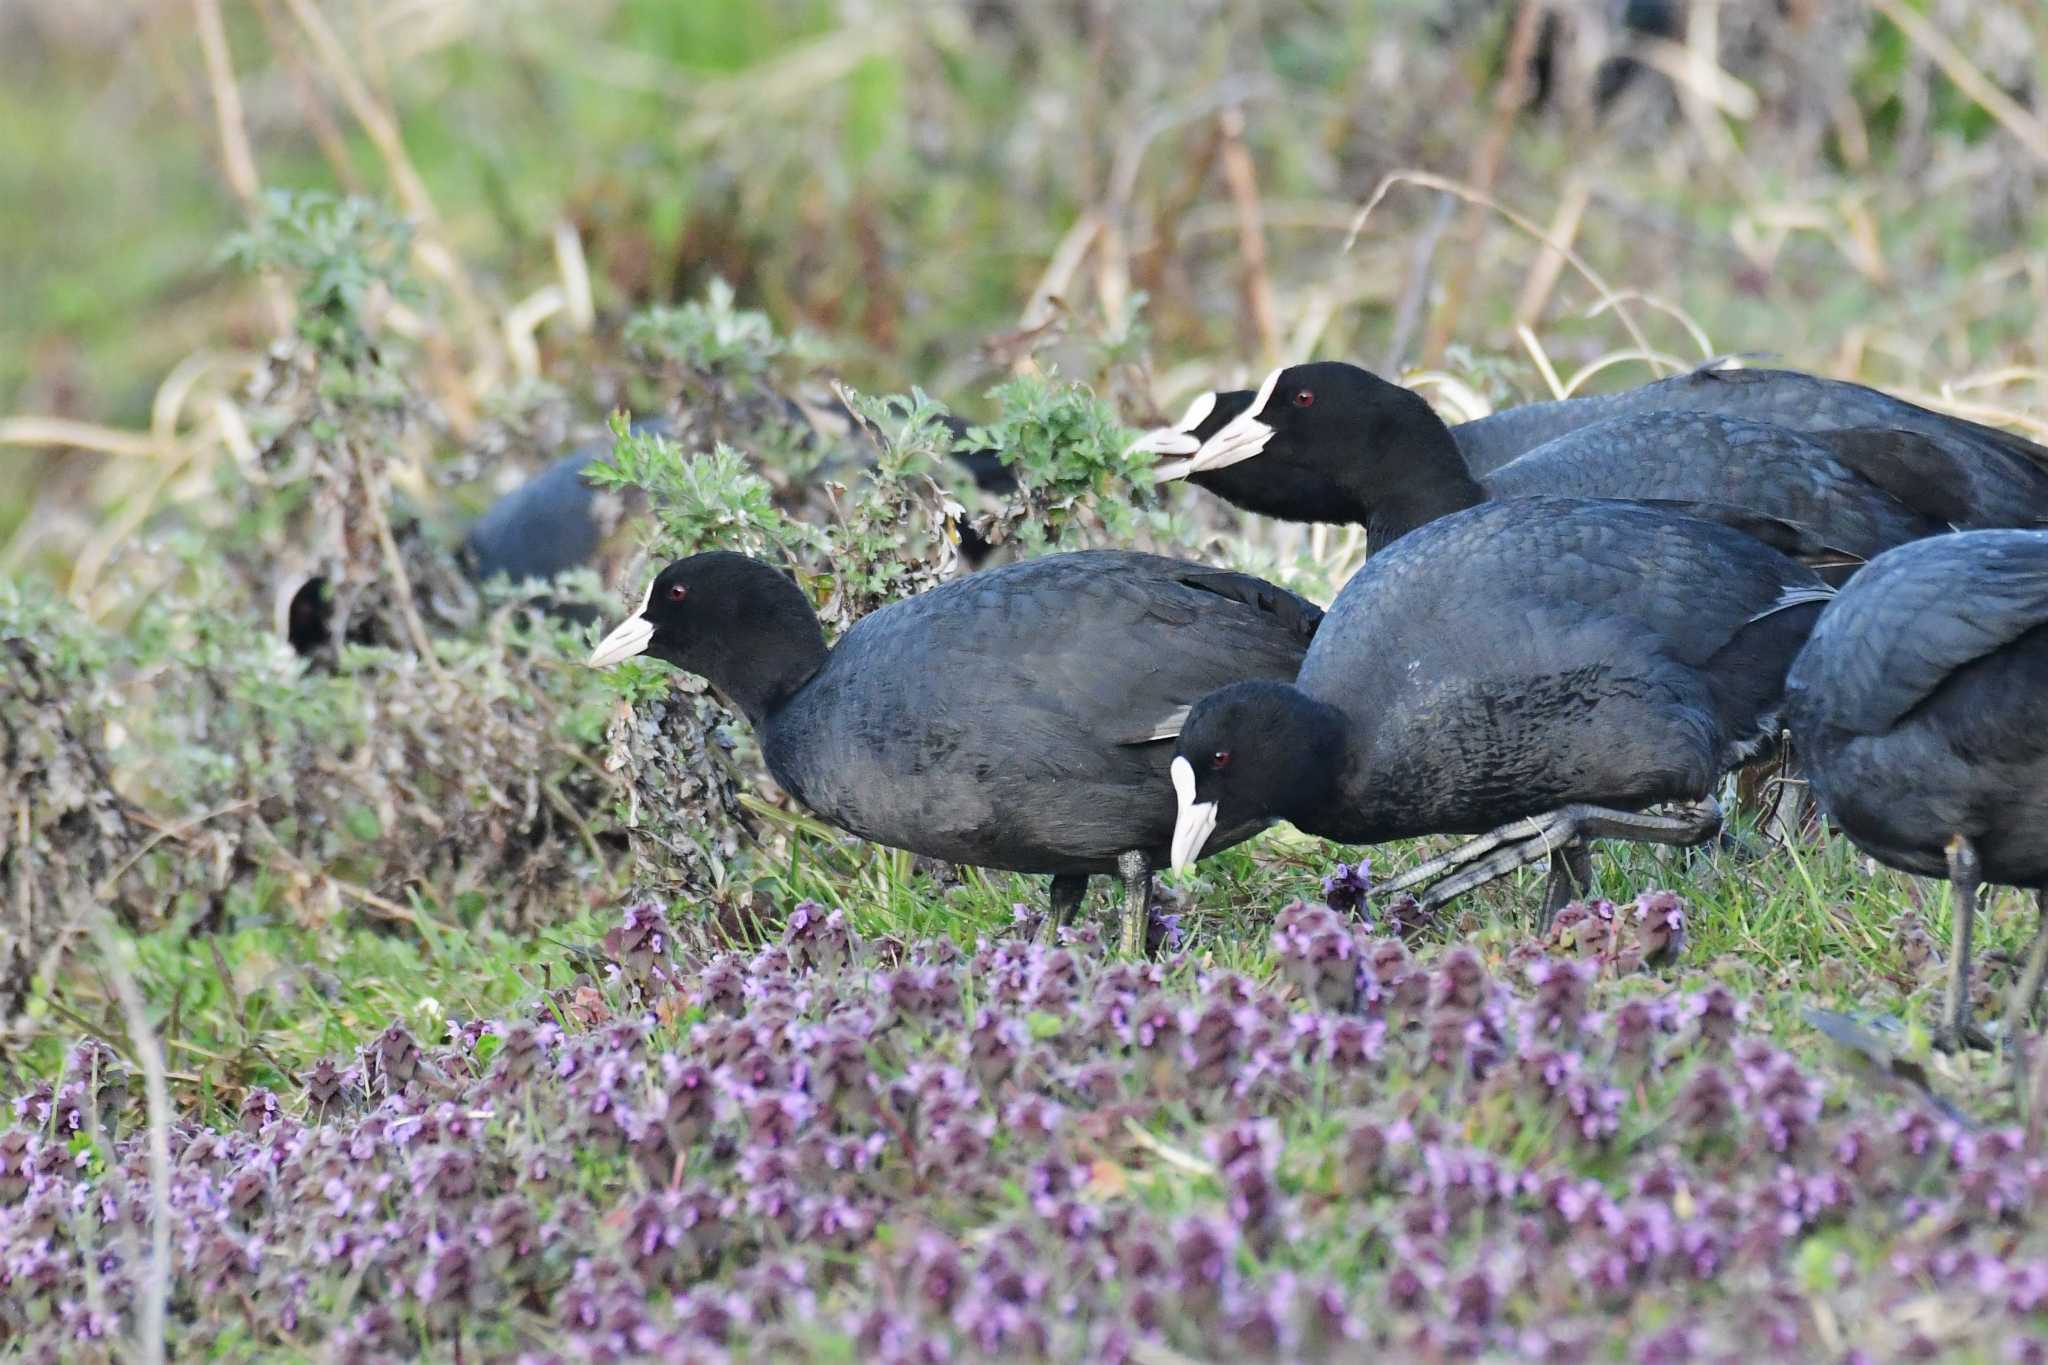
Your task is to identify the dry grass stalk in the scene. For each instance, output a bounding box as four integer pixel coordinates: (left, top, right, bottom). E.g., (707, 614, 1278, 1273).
(1513, 175, 1592, 330)
(350, 440, 447, 676)
(675, 20, 912, 149)
(1380, 193, 1457, 372)
(1215, 106, 1280, 368)
(1585, 292, 1717, 361)
(69, 460, 183, 603)
(252, 0, 368, 192)
(1638, 0, 1753, 165)
(1420, 0, 1547, 365)
(193, 0, 292, 334)
(553, 219, 595, 333)
(1516, 325, 1568, 400)
(1015, 210, 1103, 352)
(1347, 170, 1666, 373)
(1561, 348, 1693, 396)
(0, 419, 170, 461)
(1867, 0, 2048, 166)
(277, 0, 502, 398)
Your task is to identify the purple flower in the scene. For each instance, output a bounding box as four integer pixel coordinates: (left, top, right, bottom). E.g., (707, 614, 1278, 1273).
(1321, 860, 1372, 918)
(784, 900, 855, 973)
(1171, 1216, 1237, 1294)
(604, 901, 679, 998)
(1683, 986, 1745, 1051)
(1271, 902, 1362, 1011)
(1524, 957, 1593, 1036)
(1631, 889, 1689, 965)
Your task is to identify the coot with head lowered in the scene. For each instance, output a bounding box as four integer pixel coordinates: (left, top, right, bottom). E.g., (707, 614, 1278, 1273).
(589, 550, 1322, 954)
(1167, 497, 1831, 918)
(1785, 529, 2048, 1051)
(1141, 362, 2048, 570)
(1134, 360, 2048, 483)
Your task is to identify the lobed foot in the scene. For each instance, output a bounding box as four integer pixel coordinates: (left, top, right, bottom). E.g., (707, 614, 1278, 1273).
(1380, 800, 1722, 916)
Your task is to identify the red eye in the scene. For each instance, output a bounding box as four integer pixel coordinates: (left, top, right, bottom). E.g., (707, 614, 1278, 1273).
(1212, 750, 1232, 770)
(667, 584, 688, 603)
(1292, 389, 1314, 408)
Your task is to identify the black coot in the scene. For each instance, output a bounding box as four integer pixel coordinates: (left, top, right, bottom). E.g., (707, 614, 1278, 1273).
(1166, 497, 1832, 918)
(1146, 362, 2048, 568)
(1786, 530, 2048, 1050)
(1132, 361, 2048, 514)
(588, 550, 1322, 953)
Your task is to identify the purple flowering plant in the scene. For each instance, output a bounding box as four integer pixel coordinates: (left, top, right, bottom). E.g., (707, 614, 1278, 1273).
(7, 863, 2048, 1363)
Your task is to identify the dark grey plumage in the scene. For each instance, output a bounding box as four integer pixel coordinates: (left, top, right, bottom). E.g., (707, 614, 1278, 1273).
(1171, 497, 1830, 913)
(1786, 530, 2048, 1048)
(462, 440, 628, 586)
(591, 550, 1321, 952)
(1450, 361, 2048, 480)
(1298, 497, 1828, 832)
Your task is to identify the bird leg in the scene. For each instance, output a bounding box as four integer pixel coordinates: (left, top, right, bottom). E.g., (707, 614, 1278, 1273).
(1756, 752, 1817, 847)
(1038, 874, 1089, 946)
(1117, 850, 1155, 958)
(1382, 800, 1722, 918)
(1936, 835, 1993, 1052)
(1541, 841, 1595, 929)
(1378, 813, 1568, 897)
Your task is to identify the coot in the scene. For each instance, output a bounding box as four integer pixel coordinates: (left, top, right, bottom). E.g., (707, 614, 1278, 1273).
(1147, 362, 2048, 567)
(1167, 497, 1831, 919)
(1785, 530, 2048, 1050)
(589, 550, 1322, 953)
(1138, 362, 2048, 501)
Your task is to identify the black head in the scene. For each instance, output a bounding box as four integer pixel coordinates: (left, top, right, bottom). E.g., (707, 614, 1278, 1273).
(1168, 680, 1347, 870)
(587, 550, 827, 724)
(1159, 361, 1477, 531)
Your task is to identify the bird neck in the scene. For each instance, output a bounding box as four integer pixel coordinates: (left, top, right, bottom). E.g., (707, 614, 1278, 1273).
(1360, 403, 1488, 551)
(688, 580, 830, 729)
(1262, 692, 1355, 832)
(718, 635, 827, 729)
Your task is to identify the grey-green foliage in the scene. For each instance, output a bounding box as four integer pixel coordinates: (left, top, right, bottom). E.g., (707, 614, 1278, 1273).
(219, 190, 419, 375)
(821, 385, 968, 617)
(589, 416, 826, 565)
(0, 547, 638, 946)
(625, 277, 825, 384)
(959, 370, 1152, 551)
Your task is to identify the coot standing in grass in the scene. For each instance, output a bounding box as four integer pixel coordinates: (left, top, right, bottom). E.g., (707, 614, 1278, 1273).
(588, 550, 1323, 953)
(1137, 362, 2048, 568)
(1785, 530, 2048, 1051)
(1166, 497, 1831, 920)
